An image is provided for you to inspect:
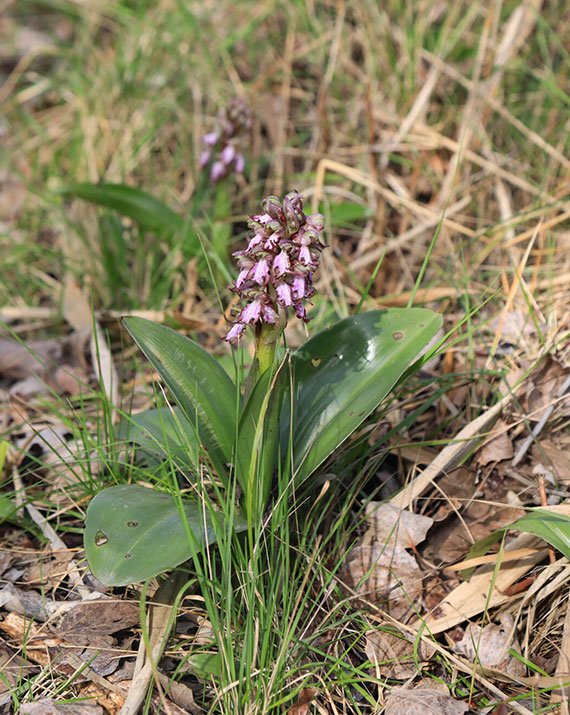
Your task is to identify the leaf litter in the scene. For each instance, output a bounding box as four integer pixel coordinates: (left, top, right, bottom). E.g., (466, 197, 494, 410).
(3, 2, 570, 712)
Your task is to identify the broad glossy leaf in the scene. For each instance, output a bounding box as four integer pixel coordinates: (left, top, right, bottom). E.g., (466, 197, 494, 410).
(123, 317, 237, 479)
(115, 407, 199, 471)
(85, 485, 246, 586)
(512, 509, 570, 560)
(63, 183, 184, 239)
(282, 308, 442, 483)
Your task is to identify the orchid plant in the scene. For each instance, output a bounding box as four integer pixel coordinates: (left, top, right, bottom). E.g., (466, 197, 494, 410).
(84, 191, 442, 587)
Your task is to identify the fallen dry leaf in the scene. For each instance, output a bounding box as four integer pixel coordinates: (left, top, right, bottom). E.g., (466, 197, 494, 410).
(532, 439, 570, 484)
(421, 469, 523, 565)
(287, 688, 317, 715)
(365, 626, 436, 678)
(53, 598, 139, 636)
(384, 687, 468, 714)
(0, 337, 63, 380)
(343, 504, 432, 621)
(418, 532, 549, 634)
(363, 502, 434, 549)
(476, 419, 514, 466)
(453, 614, 526, 676)
(20, 700, 103, 715)
(342, 541, 422, 622)
(521, 355, 570, 421)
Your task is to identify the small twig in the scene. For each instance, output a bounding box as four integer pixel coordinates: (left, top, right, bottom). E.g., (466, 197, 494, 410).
(118, 570, 188, 715)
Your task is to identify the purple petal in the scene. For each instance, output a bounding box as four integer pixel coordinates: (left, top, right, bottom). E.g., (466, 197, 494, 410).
(241, 300, 262, 323)
(210, 161, 226, 182)
(292, 275, 306, 299)
(234, 153, 245, 173)
(253, 259, 270, 284)
(246, 233, 263, 251)
(236, 267, 252, 288)
(221, 144, 236, 165)
(252, 213, 273, 225)
(276, 282, 292, 306)
(264, 232, 282, 250)
(225, 323, 246, 343)
(294, 302, 307, 320)
(199, 149, 211, 168)
(299, 244, 312, 265)
(308, 213, 325, 232)
(274, 250, 290, 275)
(262, 303, 279, 323)
(202, 132, 219, 146)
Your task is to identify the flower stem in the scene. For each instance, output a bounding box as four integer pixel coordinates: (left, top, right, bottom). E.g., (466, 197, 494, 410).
(255, 323, 280, 375)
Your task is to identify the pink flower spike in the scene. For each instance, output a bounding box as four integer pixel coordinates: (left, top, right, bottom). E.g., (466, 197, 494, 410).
(241, 300, 262, 323)
(253, 259, 270, 284)
(210, 160, 226, 182)
(274, 250, 290, 275)
(225, 323, 246, 343)
(221, 144, 236, 164)
(276, 282, 293, 306)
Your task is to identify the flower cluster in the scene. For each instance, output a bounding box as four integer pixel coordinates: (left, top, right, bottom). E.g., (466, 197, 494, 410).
(199, 98, 251, 183)
(225, 191, 326, 343)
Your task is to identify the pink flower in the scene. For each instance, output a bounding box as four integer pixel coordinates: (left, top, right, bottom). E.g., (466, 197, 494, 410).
(276, 282, 292, 306)
(234, 153, 244, 173)
(253, 259, 270, 284)
(224, 323, 246, 343)
(274, 250, 290, 275)
(241, 300, 262, 324)
(202, 132, 219, 146)
(292, 276, 306, 299)
(221, 144, 236, 164)
(210, 161, 226, 182)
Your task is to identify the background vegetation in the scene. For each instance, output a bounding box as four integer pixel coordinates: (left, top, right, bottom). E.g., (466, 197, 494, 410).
(1, 0, 570, 713)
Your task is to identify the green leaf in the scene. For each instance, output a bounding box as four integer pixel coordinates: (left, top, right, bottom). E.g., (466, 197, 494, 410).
(123, 317, 237, 480)
(282, 308, 442, 484)
(0, 495, 19, 524)
(63, 183, 184, 239)
(115, 407, 199, 471)
(186, 651, 226, 679)
(0, 496, 42, 538)
(512, 509, 570, 560)
(236, 358, 287, 520)
(85, 485, 246, 586)
(328, 202, 373, 227)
